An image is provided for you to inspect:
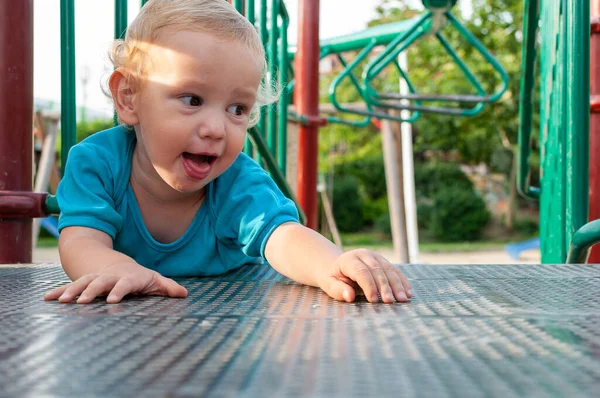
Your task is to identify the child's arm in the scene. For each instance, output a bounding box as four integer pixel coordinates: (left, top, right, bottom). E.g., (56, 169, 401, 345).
(44, 226, 187, 304)
(264, 222, 412, 303)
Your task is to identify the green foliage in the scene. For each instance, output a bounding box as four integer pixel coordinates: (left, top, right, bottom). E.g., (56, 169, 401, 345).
(332, 175, 366, 232)
(365, 0, 537, 167)
(56, 118, 114, 166)
(337, 156, 387, 199)
(430, 185, 490, 241)
(413, 162, 473, 198)
(513, 218, 539, 237)
(318, 0, 531, 237)
(374, 211, 392, 237)
(76, 118, 114, 142)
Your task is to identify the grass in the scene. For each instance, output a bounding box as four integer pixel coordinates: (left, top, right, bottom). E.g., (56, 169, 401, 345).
(36, 231, 530, 254)
(36, 236, 58, 248)
(340, 231, 527, 253)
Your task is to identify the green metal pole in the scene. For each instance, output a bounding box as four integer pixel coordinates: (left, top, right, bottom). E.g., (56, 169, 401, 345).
(244, 0, 256, 157)
(60, 0, 76, 172)
(233, 0, 243, 13)
(115, 0, 128, 39)
(246, 0, 255, 21)
(278, 6, 288, 175)
(114, 0, 128, 126)
(268, 0, 279, 158)
(256, 0, 268, 166)
(565, 0, 590, 251)
(566, 219, 600, 263)
(517, 0, 541, 200)
(141, 0, 149, 6)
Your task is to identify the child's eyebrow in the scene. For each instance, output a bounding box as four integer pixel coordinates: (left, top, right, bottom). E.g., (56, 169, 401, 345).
(231, 87, 258, 99)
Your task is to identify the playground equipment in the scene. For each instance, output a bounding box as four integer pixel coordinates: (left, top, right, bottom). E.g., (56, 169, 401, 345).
(517, 0, 596, 263)
(1, 0, 597, 265)
(0, 0, 509, 263)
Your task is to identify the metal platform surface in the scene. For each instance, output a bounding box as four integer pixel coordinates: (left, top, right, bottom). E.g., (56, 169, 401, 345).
(1, 262, 599, 397)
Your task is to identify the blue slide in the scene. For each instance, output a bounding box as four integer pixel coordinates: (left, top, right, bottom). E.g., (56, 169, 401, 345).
(505, 237, 540, 260)
(40, 216, 60, 239)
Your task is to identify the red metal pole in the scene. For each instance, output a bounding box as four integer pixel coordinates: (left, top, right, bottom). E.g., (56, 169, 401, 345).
(294, 0, 320, 230)
(0, 0, 34, 263)
(589, 1, 600, 263)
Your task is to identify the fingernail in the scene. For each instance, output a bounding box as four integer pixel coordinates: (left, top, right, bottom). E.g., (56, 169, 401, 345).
(407, 289, 413, 296)
(107, 295, 118, 302)
(371, 294, 379, 302)
(342, 290, 350, 302)
(385, 293, 394, 302)
(59, 294, 70, 301)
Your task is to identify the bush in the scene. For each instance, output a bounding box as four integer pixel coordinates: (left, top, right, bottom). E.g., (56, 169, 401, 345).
(332, 175, 365, 232)
(417, 202, 433, 229)
(514, 218, 539, 236)
(340, 156, 387, 199)
(430, 186, 490, 242)
(414, 162, 473, 198)
(361, 196, 388, 227)
(374, 211, 392, 237)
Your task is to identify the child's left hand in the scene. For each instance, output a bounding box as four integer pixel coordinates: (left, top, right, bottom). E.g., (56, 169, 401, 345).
(317, 249, 413, 303)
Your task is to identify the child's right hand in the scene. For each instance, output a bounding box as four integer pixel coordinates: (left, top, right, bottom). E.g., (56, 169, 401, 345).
(44, 262, 188, 304)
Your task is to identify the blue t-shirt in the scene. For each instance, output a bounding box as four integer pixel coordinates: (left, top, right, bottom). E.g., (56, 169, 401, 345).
(57, 126, 299, 277)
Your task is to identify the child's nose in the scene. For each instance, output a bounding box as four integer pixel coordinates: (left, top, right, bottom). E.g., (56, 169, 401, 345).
(197, 116, 225, 139)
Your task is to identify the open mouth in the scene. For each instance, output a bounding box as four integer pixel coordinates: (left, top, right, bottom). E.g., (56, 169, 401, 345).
(182, 152, 217, 165)
(181, 152, 218, 180)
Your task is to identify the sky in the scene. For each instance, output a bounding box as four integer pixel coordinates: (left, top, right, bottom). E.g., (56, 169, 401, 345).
(32, 0, 466, 116)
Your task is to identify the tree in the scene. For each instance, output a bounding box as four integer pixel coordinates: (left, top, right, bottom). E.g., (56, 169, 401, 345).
(318, 0, 538, 231)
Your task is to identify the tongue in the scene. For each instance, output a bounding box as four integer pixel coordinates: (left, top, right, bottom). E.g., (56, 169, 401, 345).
(183, 153, 211, 174)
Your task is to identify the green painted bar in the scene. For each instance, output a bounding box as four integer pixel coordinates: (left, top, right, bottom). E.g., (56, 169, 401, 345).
(115, 0, 128, 39)
(233, 0, 243, 12)
(244, 0, 256, 156)
(256, 0, 268, 165)
(267, 0, 279, 158)
(517, 0, 541, 200)
(288, 17, 423, 60)
(565, 0, 590, 253)
(539, 0, 567, 262)
(278, 3, 288, 175)
(246, 0, 255, 22)
(566, 219, 600, 263)
(248, 127, 306, 225)
(60, 0, 76, 171)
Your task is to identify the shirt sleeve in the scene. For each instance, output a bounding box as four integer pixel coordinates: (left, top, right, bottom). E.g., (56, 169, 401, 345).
(57, 142, 123, 239)
(214, 162, 299, 259)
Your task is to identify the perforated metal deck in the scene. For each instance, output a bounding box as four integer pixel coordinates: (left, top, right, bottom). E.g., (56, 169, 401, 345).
(1, 263, 599, 397)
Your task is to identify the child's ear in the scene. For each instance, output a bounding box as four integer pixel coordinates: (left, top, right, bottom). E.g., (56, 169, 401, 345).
(109, 68, 139, 126)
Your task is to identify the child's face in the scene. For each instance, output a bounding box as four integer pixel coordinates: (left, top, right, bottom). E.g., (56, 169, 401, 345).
(130, 30, 263, 194)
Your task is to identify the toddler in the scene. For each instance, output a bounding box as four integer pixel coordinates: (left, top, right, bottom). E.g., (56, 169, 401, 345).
(44, 0, 412, 305)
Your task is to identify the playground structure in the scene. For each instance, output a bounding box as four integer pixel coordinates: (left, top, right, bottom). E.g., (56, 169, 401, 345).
(1, 2, 600, 397)
(0, 0, 598, 265)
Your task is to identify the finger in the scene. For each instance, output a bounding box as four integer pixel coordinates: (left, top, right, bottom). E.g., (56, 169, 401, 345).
(322, 278, 356, 303)
(395, 268, 413, 298)
(374, 254, 409, 302)
(341, 260, 379, 303)
(105, 278, 137, 303)
(154, 276, 188, 298)
(77, 276, 118, 304)
(44, 284, 70, 301)
(58, 274, 98, 302)
(357, 252, 396, 303)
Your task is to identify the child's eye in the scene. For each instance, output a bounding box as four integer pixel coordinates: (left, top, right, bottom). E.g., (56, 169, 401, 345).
(180, 95, 203, 106)
(227, 105, 246, 116)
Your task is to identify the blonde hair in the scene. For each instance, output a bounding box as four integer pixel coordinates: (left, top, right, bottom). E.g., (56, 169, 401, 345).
(107, 0, 277, 126)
